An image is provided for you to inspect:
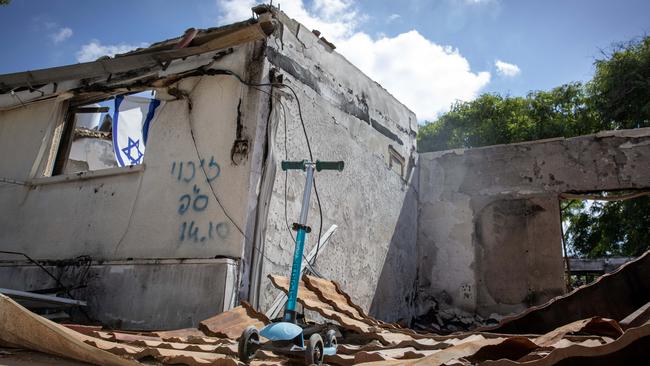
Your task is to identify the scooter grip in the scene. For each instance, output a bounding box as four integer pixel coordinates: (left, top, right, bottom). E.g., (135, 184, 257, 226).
(316, 160, 345, 172)
(281, 160, 307, 171)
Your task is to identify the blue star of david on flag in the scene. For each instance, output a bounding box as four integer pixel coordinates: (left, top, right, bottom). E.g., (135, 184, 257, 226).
(112, 95, 162, 167)
(121, 137, 144, 164)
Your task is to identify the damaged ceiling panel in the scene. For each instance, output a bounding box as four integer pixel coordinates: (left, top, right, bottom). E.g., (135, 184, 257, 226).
(2, 265, 650, 365)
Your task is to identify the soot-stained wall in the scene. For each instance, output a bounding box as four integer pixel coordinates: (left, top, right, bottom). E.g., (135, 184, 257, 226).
(0, 44, 268, 329)
(417, 128, 650, 317)
(257, 10, 419, 322)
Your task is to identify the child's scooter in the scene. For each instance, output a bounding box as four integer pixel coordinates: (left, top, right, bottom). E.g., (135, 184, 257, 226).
(238, 159, 344, 365)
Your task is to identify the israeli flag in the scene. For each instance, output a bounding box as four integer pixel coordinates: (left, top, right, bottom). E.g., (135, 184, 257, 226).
(112, 95, 162, 167)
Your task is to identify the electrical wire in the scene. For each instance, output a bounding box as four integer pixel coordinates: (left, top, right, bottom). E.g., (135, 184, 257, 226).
(281, 83, 325, 267)
(181, 76, 277, 268)
(275, 89, 324, 278)
(248, 77, 324, 278)
(0, 250, 94, 321)
(201, 68, 326, 272)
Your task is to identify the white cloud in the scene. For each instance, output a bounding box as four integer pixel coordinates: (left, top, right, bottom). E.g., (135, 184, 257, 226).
(338, 32, 490, 120)
(495, 59, 521, 77)
(387, 13, 401, 23)
(50, 27, 73, 44)
(217, 0, 358, 43)
(76, 40, 148, 63)
(216, 0, 490, 120)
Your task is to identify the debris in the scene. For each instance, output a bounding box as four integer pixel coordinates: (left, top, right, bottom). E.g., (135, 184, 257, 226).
(198, 302, 269, 339)
(2, 270, 650, 365)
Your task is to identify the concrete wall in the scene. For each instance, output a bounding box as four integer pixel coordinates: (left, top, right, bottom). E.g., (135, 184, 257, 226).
(0, 44, 267, 328)
(67, 138, 118, 173)
(0, 259, 236, 329)
(417, 128, 650, 317)
(1, 9, 422, 326)
(257, 10, 419, 322)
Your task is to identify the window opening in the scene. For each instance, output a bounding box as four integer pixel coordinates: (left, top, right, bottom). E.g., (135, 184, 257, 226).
(560, 190, 650, 290)
(50, 90, 162, 175)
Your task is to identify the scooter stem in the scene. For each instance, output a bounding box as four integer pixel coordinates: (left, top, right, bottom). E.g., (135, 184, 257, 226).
(284, 163, 314, 323)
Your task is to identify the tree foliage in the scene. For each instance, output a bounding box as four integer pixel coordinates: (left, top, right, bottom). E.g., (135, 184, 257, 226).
(417, 83, 604, 152)
(418, 36, 650, 258)
(590, 37, 650, 129)
(564, 196, 650, 258)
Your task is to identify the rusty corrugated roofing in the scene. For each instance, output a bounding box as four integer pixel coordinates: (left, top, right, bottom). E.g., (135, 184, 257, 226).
(2, 268, 650, 365)
(480, 250, 650, 334)
(199, 301, 269, 339)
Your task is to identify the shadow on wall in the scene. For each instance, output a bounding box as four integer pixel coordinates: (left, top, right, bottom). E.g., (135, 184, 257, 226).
(368, 167, 419, 323)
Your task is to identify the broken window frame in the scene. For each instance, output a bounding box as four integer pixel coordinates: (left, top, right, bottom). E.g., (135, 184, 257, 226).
(44, 90, 156, 178)
(50, 100, 111, 176)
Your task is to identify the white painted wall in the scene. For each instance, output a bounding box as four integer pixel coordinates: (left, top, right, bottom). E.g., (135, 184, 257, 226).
(0, 48, 261, 262)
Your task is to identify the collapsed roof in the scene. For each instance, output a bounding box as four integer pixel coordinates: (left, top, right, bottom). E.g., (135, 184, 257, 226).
(0, 7, 275, 110)
(2, 251, 650, 365)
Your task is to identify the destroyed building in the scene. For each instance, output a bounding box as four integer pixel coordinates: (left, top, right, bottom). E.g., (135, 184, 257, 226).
(2, 5, 650, 366)
(0, 6, 418, 329)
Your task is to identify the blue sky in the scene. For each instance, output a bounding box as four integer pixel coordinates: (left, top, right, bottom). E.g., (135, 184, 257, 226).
(0, 0, 648, 120)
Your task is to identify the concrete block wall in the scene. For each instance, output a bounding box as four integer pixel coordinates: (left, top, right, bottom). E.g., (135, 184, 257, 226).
(257, 10, 419, 323)
(417, 128, 650, 317)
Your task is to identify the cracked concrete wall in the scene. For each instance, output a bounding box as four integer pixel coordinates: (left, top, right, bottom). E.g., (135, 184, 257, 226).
(0, 46, 262, 261)
(417, 128, 650, 317)
(257, 11, 419, 322)
(0, 43, 268, 329)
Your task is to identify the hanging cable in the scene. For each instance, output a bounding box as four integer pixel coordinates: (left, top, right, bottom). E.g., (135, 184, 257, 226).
(0, 250, 94, 321)
(280, 83, 325, 267)
(198, 68, 327, 272)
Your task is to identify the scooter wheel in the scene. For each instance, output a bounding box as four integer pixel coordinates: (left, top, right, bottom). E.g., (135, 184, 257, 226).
(325, 329, 337, 348)
(238, 326, 259, 364)
(305, 333, 324, 365)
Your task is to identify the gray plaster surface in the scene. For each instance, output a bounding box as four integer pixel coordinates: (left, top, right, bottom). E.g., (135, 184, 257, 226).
(257, 12, 419, 322)
(0, 259, 236, 330)
(417, 128, 650, 317)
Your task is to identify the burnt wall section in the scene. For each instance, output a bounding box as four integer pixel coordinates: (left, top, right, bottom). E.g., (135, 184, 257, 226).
(0, 43, 269, 329)
(0, 259, 236, 330)
(258, 10, 419, 322)
(0, 45, 262, 261)
(417, 128, 650, 318)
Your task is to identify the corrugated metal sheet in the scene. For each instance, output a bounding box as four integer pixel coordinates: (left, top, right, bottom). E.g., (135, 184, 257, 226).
(199, 301, 269, 339)
(2, 268, 650, 365)
(481, 250, 650, 334)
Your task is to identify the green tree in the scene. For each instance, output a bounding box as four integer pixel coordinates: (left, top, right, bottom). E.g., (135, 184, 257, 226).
(564, 196, 650, 258)
(590, 37, 650, 129)
(418, 36, 650, 258)
(417, 83, 604, 152)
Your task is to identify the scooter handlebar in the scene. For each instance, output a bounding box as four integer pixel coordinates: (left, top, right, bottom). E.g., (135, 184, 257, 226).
(281, 160, 307, 171)
(316, 160, 345, 172)
(280, 160, 345, 172)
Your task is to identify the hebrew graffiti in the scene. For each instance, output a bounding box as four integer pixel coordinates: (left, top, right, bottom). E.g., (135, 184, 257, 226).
(171, 156, 220, 183)
(171, 156, 228, 243)
(178, 185, 209, 215)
